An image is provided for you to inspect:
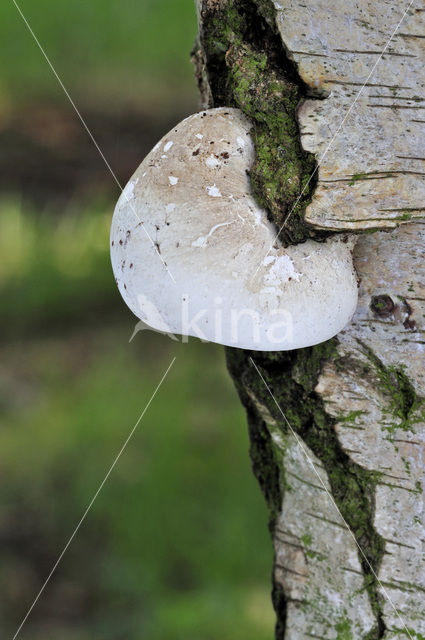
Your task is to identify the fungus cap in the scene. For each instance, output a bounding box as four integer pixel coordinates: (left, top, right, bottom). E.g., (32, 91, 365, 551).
(111, 108, 358, 350)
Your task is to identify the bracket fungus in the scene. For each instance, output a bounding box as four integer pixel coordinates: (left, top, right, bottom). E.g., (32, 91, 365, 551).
(111, 108, 358, 350)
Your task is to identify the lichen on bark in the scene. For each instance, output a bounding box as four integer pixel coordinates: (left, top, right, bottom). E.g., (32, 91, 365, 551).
(357, 340, 423, 436)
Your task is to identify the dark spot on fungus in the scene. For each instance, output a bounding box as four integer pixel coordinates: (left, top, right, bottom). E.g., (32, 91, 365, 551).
(123, 229, 131, 246)
(155, 224, 160, 231)
(176, 242, 180, 248)
(130, 263, 133, 268)
(119, 239, 123, 245)
(111, 240, 114, 246)
(221, 152, 230, 159)
(192, 149, 200, 156)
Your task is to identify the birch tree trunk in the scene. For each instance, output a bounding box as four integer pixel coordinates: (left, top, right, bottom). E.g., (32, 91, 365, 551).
(194, 1, 425, 637)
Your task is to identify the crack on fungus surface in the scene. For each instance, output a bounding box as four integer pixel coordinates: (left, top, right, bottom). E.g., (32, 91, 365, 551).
(226, 342, 387, 639)
(199, 0, 329, 246)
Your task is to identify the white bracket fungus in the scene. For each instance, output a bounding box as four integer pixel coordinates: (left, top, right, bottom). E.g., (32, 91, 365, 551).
(110, 108, 358, 350)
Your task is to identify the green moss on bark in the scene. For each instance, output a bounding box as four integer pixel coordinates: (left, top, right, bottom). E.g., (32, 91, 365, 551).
(199, 0, 327, 245)
(356, 339, 424, 436)
(226, 343, 386, 638)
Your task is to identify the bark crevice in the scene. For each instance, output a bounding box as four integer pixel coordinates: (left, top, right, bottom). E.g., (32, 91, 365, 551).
(197, 0, 328, 245)
(194, 1, 425, 636)
(226, 343, 387, 638)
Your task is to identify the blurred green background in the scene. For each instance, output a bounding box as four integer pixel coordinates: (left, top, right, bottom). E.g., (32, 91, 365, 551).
(0, 1, 274, 639)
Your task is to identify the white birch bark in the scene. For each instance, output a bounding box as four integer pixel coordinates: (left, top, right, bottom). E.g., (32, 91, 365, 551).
(274, 0, 425, 230)
(196, 0, 425, 636)
(261, 225, 425, 637)
(315, 225, 425, 637)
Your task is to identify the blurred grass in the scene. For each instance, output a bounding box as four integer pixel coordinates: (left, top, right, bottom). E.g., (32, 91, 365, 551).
(1, 1, 275, 637)
(0, 0, 198, 113)
(1, 328, 274, 639)
(0, 202, 275, 639)
(0, 198, 119, 334)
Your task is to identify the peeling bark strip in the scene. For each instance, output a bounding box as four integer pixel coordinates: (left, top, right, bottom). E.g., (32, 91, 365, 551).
(273, 0, 425, 231)
(195, 0, 425, 638)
